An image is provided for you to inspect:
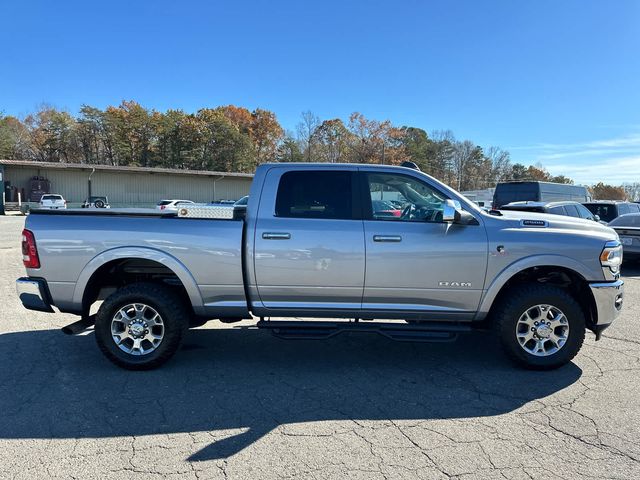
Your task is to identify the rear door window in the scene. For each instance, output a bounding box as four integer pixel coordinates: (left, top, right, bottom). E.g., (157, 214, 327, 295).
(547, 206, 566, 215)
(563, 204, 581, 218)
(576, 204, 595, 219)
(275, 171, 355, 220)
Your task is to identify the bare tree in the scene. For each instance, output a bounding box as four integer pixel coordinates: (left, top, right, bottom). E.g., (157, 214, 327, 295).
(623, 182, 640, 202)
(296, 111, 320, 162)
(486, 146, 512, 184)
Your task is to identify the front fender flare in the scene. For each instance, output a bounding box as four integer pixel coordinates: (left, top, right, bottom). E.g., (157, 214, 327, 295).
(476, 254, 596, 319)
(72, 246, 204, 313)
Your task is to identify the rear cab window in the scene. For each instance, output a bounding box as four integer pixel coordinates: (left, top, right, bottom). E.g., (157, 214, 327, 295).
(275, 171, 356, 219)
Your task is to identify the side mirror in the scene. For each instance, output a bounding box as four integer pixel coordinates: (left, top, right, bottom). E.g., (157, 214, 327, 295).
(443, 199, 461, 222)
(594, 215, 601, 222)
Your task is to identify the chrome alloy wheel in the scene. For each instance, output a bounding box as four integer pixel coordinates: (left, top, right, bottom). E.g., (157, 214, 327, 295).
(111, 303, 164, 356)
(516, 304, 569, 357)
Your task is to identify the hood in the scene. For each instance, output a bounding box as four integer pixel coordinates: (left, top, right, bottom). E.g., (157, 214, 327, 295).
(492, 210, 618, 238)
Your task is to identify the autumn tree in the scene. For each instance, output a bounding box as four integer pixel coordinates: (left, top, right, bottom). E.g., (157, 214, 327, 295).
(24, 106, 80, 163)
(590, 182, 627, 200)
(347, 112, 395, 164)
(0, 100, 589, 193)
(196, 109, 255, 172)
(0, 115, 30, 159)
(250, 108, 283, 164)
(217, 105, 253, 135)
(314, 119, 351, 163)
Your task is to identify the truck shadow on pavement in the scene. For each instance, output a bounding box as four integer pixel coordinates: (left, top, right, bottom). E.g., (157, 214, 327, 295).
(0, 327, 582, 461)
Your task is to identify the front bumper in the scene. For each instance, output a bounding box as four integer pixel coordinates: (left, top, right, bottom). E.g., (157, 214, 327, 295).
(16, 277, 54, 313)
(589, 279, 624, 330)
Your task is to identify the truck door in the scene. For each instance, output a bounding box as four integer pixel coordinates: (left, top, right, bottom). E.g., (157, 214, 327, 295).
(252, 167, 365, 314)
(360, 170, 488, 320)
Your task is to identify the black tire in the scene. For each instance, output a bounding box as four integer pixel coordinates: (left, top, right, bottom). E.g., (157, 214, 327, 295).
(494, 284, 585, 370)
(94, 200, 105, 208)
(95, 282, 188, 370)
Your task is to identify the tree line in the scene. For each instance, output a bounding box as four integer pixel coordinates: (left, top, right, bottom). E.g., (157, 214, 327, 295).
(0, 101, 635, 198)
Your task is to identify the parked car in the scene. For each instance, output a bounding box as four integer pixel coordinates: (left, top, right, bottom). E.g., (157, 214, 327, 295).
(583, 201, 640, 224)
(608, 213, 640, 261)
(17, 163, 623, 371)
(38, 194, 66, 210)
(371, 199, 401, 218)
(499, 201, 600, 222)
(81, 196, 110, 209)
(234, 196, 249, 207)
(493, 181, 591, 209)
(156, 199, 195, 211)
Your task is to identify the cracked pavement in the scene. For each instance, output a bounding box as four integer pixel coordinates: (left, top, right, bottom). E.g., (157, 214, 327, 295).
(1, 215, 639, 479)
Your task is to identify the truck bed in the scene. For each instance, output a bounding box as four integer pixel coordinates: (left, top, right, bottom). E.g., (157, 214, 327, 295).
(25, 209, 248, 317)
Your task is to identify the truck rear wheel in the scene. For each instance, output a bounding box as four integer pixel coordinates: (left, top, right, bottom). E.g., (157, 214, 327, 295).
(494, 284, 585, 370)
(95, 283, 188, 370)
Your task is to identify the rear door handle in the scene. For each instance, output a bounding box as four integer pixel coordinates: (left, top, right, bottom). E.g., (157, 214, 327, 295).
(262, 232, 291, 240)
(373, 235, 402, 242)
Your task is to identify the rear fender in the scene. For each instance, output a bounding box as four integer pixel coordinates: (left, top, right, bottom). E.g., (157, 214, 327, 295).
(72, 247, 204, 314)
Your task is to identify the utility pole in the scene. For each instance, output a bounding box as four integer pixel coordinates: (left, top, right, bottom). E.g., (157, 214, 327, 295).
(88, 167, 95, 199)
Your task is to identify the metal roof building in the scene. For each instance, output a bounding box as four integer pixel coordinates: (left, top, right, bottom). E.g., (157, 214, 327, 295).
(0, 160, 253, 209)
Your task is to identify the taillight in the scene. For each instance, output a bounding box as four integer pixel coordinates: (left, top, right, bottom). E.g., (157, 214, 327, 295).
(22, 229, 40, 269)
(160, 205, 165, 210)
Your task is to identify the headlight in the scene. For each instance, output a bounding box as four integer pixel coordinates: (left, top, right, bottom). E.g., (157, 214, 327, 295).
(600, 240, 622, 272)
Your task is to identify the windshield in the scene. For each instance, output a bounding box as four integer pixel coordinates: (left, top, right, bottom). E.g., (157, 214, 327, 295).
(609, 214, 640, 227)
(583, 203, 616, 223)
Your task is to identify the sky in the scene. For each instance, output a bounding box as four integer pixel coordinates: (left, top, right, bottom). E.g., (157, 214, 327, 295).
(1, 0, 639, 184)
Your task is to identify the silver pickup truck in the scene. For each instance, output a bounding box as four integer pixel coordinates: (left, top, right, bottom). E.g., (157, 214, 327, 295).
(17, 163, 624, 370)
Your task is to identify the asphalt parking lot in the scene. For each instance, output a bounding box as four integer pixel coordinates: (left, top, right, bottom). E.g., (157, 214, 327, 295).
(1, 215, 640, 479)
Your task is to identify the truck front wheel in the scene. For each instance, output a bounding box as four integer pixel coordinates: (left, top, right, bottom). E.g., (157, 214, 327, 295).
(94, 283, 188, 370)
(494, 284, 585, 370)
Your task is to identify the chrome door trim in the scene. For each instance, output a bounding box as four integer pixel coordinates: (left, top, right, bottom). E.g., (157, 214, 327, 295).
(262, 232, 291, 240)
(373, 235, 402, 242)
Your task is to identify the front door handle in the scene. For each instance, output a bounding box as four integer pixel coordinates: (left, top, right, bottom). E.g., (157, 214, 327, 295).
(373, 235, 402, 242)
(262, 232, 291, 240)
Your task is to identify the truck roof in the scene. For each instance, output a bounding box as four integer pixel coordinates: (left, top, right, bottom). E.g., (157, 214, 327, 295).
(260, 162, 418, 171)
